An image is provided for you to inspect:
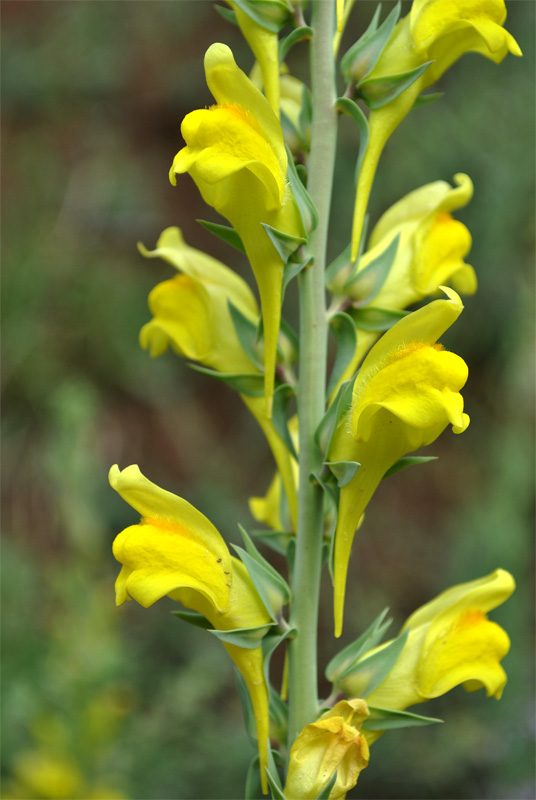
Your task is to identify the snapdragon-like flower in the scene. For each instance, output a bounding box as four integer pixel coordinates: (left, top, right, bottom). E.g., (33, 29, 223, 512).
(329, 288, 469, 637)
(138, 227, 298, 528)
(340, 569, 515, 743)
(284, 699, 370, 799)
(170, 43, 305, 414)
(110, 464, 272, 791)
(350, 0, 521, 259)
(333, 173, 476, 390)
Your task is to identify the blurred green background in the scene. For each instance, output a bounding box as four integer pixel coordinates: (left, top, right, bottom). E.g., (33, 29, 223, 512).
(2, 2, 534, 798)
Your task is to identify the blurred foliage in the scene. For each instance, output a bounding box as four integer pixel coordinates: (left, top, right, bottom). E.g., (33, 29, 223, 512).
(1, 2, 534, 799)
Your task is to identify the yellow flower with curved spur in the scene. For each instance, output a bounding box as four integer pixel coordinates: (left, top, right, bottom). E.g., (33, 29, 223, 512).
(340, 569, 515, 743)
(138, 227, 299, 529)
(333, 173, 476, 392)
(284, 699, 370, 799)
(170, 43, 305, 414)
(350, 0, 522, 260)
(110, 464, 272, 792)
(329, 288, 470, 637)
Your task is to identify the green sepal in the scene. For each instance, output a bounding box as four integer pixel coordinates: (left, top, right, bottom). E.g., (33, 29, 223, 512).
(383, 455, 437, 480)
(235, 668, 258, 744)
(325, 607, 392, 682)
(197, 219, 246, 254)
(283, 256, 313, 295)
(279, 25, 313, 63)
(335, 97, 369, 185)
(362, 706, 444, 731)
(413, 91, 444, 109)
(228, 301, 263, 370)
(262, 222, 306, 264)
(250, 530, 294, 557)
(350, 305, 408, 331)
(245, 754, 262, 800)
(214, 4, 238, 25)
(338, 628, 409, 697)
(344, 233, 400, 303)
(316, 771, 339, 800)
(266, 766, 287, 799)
(359, 61, 433, 110)
(324, 460, 360, 488)
(170, 609, 212, 629)
(231, 0, 293, 32)
(315, 379, 354, 456)
(286, 145, 318, 233)
(189, 364, 265, 396)
(327, 312, 358, 396)
(309, 469, 339, 550)
(234, 524, 292, 618)
(326, 242, 352, 287)
(208, 622, 275, 649)
(341, 2, 400, 83)
(272, 384, 298, 460)
(263, 626, 295, 686)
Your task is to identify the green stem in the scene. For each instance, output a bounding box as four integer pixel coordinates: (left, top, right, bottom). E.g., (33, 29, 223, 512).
(287, 0, 338, 749)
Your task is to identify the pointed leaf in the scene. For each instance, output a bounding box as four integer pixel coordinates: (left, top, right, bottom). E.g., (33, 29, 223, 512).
(280, 317, 300, 360)
(209, 623, 275, 649)
(309, 469, 339, 545)
(338, 628, 409, 697)
(228, 301, 263, 370)
(286, 145, 318, 233)
(413, 91, 444, 109)
(170, 610, 211, 629)
(245, 754, 262, 800)
(326, 242, 352, 287)
(315, 379, 354, 456)
(327, 312, 358, 396)
(344, 233, 400, 304)
(272, 384, 298, 460)
(261, 222, 305, 263)
(325, 607, 392, 682)
(283, 256, 312, 295)
(383, 456, 437, 480)
(197, 219, 246, 254)
(359, 61, 433, 110)
(281, 108, 308, 153)
(363, 706, 444, 731)
(231, 0, 292, 32)
(316, 771, 339, 800)
(324, 460, 360, 488)
(262, 626, 295, 686)
(250, 529, 295, 557)
(335, 97, 369, 182)
(266, 767, 287, 799)
(214, 4, 238, 24)
(235, 668, 257, 744)
(279, 26, 313, 63)
(189, 365, 265, 396)
(350, 305, 408, 331)
(269, 684, 289, 732)
(341, 2, 400, 82)
(234, 526, 292, 617)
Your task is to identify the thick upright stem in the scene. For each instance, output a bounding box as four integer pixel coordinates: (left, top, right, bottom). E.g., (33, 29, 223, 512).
(287, 0, 338, 748)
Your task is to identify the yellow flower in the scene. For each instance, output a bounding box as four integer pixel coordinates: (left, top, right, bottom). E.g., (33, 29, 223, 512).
(284, 699, 370, 799)
(340, 569, 515, 742)
(11, 751, 84, 800)
(329, 289, 470, 637)
(170, 43, 305, 414)
(332, 173, 476, 392)
(350, 0, 522, 260)
(110, 464, 271, 792)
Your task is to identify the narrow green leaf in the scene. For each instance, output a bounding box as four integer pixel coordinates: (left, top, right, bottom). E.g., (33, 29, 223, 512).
(280, 317, 300, 360)
(341, 2, 400, 82)
(286, 145, 318, 232)
(170, 610, 211, 629)
(344, 233, 400, 304)
(316, 771, 339, 799)
(281, 108, 308, 153)
(262, 223, 305, 263)
(309, 469, 339, 547)
(339, 628, 409, 697)
(209, 622, 275, 648)
(251, 529, 294, 557)
(283, 256, 312, 294)
(189, 365, 265, 396)
(327, 312, 358, 395)
(350, 305, 408, 331)
(245, 754, 262, 800)
(326, 242, 352, 287)
(363, 706, 444, 731)
(235, 669, 257, 744)
(231, 0, 291, 32)
(383, 456, 437, 480)
(269, 684, 289, 731)
(335, 97, 369, 181)
(272, 384, 298, 459)
(325, 608, 392, 682)
(298, 85, 313, 140)
(324, 460, 360, 488)
(359, 61, 433, 110)
(315, 379, 354, 456)
(413, 91, 444, 109)
(279, 25, 313, 63)
(197, 219, 246, 254)
(228, 301, 263, 370)
(262, 626, 295, 687)
(234, 526, 292, 617)
(266, 766, 287, 799)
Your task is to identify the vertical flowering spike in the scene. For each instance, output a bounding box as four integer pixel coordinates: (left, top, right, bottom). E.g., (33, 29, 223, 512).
(350, 0, 521, 260)
(339, 570, 515, 743)
(170, 43, 305, 415)
(110, 465, 272, 793)
(329, 290, 470, 637)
